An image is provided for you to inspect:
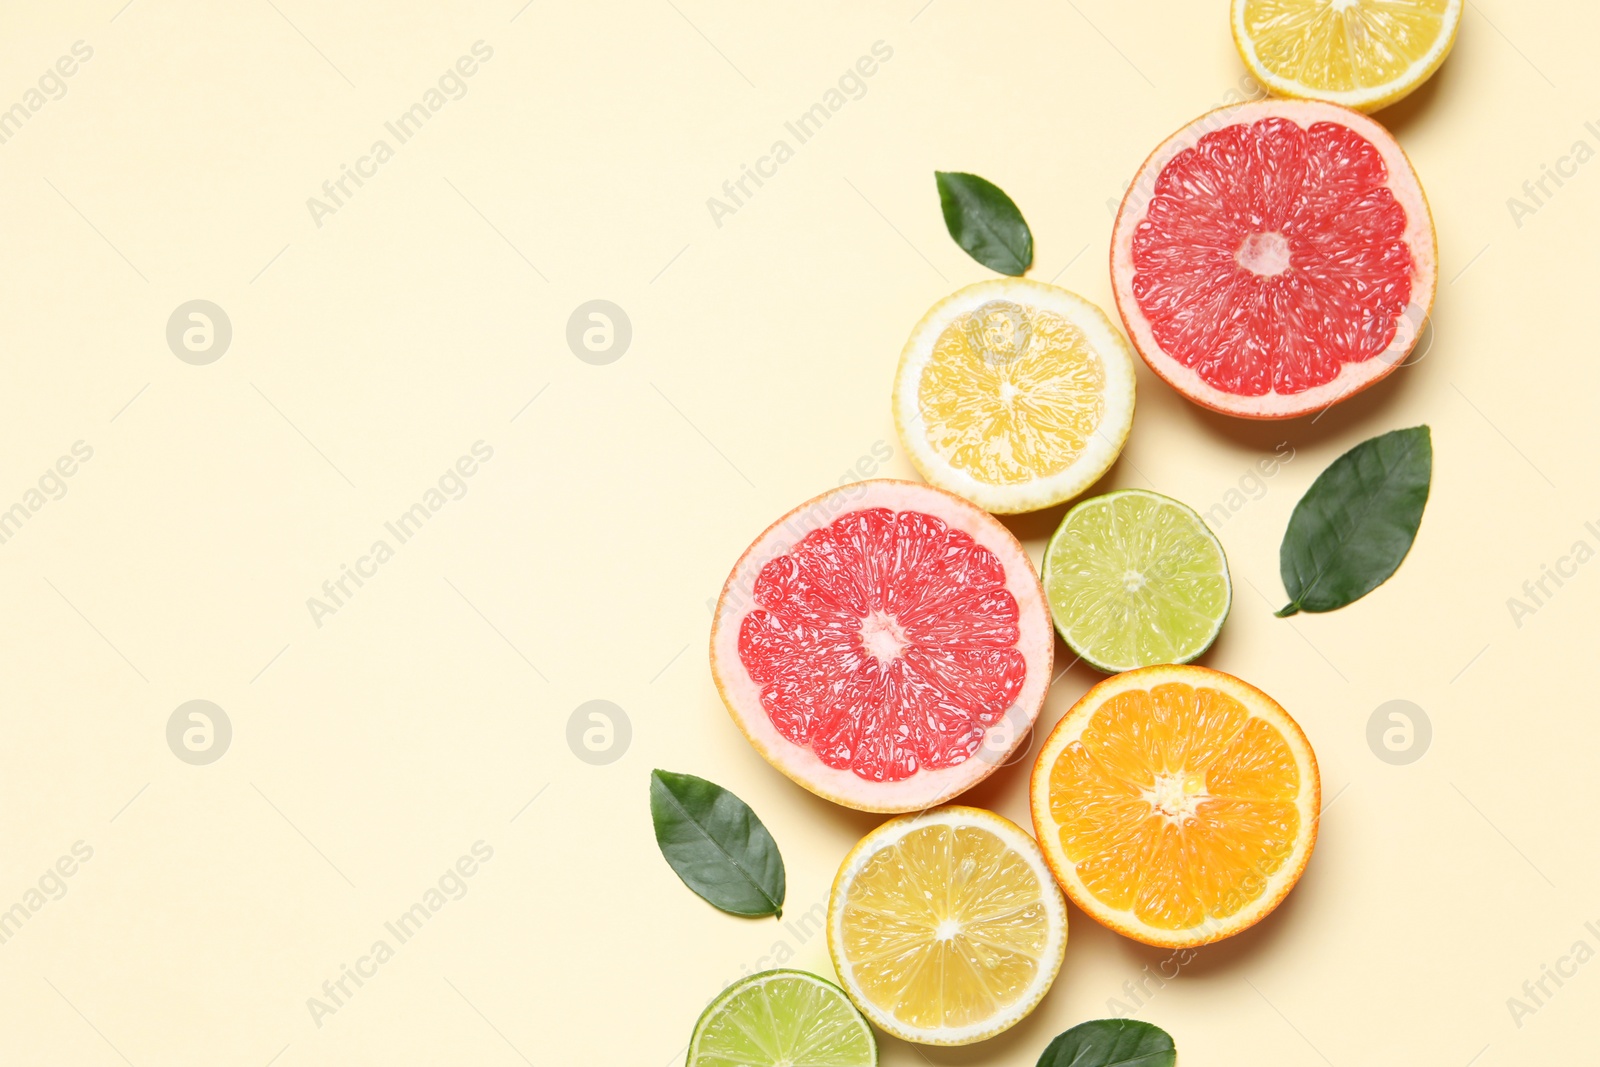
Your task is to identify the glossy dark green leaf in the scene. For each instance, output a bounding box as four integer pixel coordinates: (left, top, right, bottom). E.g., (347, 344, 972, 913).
(650, 769, 785, 918)
(1037, 1018, 1177, 1067)
(1277, 425, 1432, 616)
(935, 171, 1033, 275)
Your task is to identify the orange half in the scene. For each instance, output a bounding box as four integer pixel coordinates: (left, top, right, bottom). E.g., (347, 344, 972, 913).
(1029, 665, 1318, 947)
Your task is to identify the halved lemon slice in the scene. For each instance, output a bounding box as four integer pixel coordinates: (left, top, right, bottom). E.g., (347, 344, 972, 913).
(1232, 0, 1462, 112)
(892, 278, 1136, 514)
(1030, 665, 1319, 948)
(827, 806, 1067, 1045)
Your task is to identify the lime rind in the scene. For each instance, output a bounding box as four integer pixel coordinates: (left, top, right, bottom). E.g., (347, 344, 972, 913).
(687, 969, 877, 1067)
(1042, 489, 1231, 674)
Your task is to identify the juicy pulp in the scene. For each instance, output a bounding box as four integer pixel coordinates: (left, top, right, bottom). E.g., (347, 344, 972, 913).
(838, 822, 1051, 1029)
(738, 507, 1027, 783)
(1131, 115, 1414, 397)
(1047, 682, 1302, 930)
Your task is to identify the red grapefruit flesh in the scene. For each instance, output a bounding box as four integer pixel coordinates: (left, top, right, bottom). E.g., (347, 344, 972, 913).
(711, 480, 1053, 813)
(1111, 100, 1436, 420)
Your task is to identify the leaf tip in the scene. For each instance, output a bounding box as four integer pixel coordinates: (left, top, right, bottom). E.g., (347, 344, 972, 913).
(1274, 603, 1300, 618)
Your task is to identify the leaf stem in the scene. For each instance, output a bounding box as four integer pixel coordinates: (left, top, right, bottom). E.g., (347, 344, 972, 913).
(1275, 603, 1300, 617)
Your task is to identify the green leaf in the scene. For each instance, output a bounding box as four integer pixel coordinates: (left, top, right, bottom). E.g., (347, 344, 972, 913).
(1037, 1019, 1177, 1067)
(650, 769, 785, 918)
(935, 171, 1033, 275)
(1277, 425, 1432, 616)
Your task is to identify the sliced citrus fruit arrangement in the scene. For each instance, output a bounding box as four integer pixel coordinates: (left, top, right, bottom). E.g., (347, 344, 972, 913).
(711, 480, 1052, 813)
(1043, 489, 1231, 673)
(893, 278, 1136, 513)
(686, 969, 877, 1067)
(1112, 99, 1436, 419)
(1030, 665, 1318, 948)
(1232, 0, 1462, 113)
(827, 806, 1067, 1046)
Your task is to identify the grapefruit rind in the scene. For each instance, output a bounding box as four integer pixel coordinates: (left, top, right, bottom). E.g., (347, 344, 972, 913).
(1111, 99, 1437, 420)
(1231, 0, 1463, 114)
(710, 480, 1053, 814)
(893, 278, 1137, 513)
(826, 806, 1068, 1046)
(1028, 665, 1320, 948)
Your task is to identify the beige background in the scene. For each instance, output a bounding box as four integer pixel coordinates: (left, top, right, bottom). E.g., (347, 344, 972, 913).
(0, 0, 1593, 1063)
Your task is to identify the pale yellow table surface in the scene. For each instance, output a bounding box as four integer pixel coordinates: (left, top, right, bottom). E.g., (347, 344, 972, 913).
(0, 1, 1593, 1064)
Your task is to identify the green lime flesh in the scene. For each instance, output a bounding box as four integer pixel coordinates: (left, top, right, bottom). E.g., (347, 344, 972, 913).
(1042, 488, 1231, 673)
(687, 969, 877, 1067)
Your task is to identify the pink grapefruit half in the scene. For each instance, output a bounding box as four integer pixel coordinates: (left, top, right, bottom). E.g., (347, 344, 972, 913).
(710, 480, 1053, 813)
(1111, 99, 1436, 420)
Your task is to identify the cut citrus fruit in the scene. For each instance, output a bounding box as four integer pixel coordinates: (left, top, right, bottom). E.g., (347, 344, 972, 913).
(1030, 665, 1319, 948)
(1043, 489, 1231, 673)
(1233, 0, 1462, 113)
(1111, 99, 1436, 420)
(892, 278, 1136, 513)
(711, 480, 1052, 813)
(827, 806, 1067, 1046)
(686, 969, 877, 1067)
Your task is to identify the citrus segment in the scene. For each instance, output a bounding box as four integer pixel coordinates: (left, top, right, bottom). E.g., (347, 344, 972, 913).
(920, 303, 1105, 485)
(686, 969, 877, 1067)
(827, 807, 1067, 1046)
(1043, 489, 1231, 673)
(1030, 666, 1318, 947)
(712, 481, 1052, 813)
(1112, 100, 1436, 419)
(1233, 0, 1462, 112)
(894, 279, 1136, 512)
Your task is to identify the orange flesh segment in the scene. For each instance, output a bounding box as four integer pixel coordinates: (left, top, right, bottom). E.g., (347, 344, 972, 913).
(1048, 683, 1301, 929)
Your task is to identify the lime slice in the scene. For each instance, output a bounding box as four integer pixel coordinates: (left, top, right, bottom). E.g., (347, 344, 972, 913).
(1042, 489, 1230, 673)
(686, 969, 877, 1067)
